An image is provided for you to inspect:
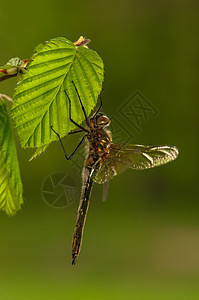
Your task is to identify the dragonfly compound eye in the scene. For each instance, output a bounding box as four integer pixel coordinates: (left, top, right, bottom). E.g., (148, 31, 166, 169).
(96, 115, 110, 127)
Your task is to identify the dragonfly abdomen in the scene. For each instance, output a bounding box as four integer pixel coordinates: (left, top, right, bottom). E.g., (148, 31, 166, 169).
(72, 168, 94, 265)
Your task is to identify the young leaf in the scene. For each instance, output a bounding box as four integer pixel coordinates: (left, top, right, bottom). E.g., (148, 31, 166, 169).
(12, 37, 104, 148)
(0, 100, 23, 215)
(0, 57, 28, 82)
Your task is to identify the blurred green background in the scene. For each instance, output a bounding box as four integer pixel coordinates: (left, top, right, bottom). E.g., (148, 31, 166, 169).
(0, 0, 198, 299)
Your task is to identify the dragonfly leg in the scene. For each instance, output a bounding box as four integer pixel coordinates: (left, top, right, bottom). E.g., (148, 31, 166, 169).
(51, 126, 87, 160)
(92, 88, 103, 120)
(71, 81, 92, 130)
(68, 130, 84, 135)
(64, 89, 89, 133)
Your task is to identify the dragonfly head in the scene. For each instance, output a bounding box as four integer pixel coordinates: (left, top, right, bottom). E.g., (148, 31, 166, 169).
(90, 113, 111, 128)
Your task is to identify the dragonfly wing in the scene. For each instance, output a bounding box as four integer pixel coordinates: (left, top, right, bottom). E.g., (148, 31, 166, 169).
(119, 144, 179, 169)
(102, 181, 110, 202)
(93, 143, 179, 184)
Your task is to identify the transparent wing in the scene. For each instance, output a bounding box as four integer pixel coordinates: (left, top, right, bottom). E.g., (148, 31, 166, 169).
(93, 143, 179, 184)
(102, 181, 110, 202)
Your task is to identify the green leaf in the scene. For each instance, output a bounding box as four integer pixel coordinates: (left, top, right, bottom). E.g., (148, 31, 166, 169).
(0, 100, 23, 216)
(12, 37, 104, 148)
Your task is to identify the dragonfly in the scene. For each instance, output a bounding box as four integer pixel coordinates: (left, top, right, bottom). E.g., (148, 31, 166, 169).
(51, 82, 179, 265)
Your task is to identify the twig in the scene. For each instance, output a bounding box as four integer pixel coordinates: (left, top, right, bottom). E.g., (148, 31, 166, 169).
(0, 73, 17, 82)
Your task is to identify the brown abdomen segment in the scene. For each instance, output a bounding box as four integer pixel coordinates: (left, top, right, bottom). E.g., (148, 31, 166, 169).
(72, 168, 94, 265)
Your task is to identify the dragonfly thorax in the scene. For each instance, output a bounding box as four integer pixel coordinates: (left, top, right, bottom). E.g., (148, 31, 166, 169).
(87, 127, 112, 151)
(85, 125, 112, 169)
